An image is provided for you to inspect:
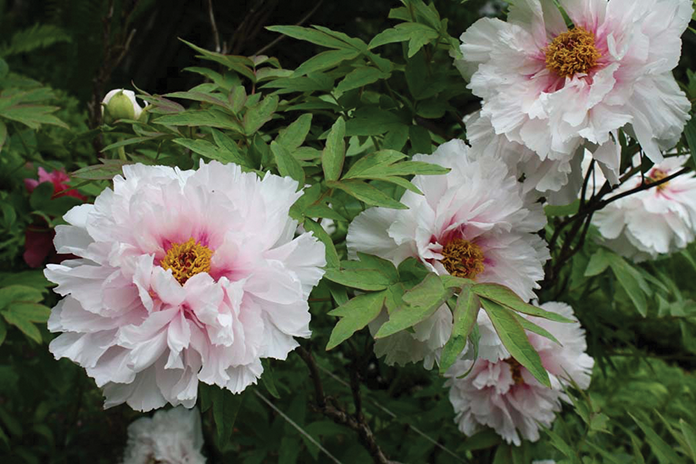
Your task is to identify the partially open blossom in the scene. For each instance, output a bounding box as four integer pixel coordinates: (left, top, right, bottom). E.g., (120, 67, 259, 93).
(592, 155, 696, 260)
(457, 0, 692, 185)
(45, 161, 326, 411)
(121, 406, 205, 464)
(102, 89, 148, 121)
(23, 167, 86, 268)
(446, 302, 594, 446)
(347, 140, 548, 367)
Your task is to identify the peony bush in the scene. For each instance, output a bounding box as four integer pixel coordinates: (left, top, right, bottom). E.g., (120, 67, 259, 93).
(2, 0, 696, 463)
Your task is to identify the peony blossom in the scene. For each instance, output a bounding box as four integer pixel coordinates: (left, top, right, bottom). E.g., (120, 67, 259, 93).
(24, 166, 87, 201)
(347, 140, 548, 367)
(23, 167, 86, 268)
(592, 155, 696, 260)
(102, 89, 148, 121)
(45, 161, 326, 411)
(445, 302, 594, 446)
(466, 111, 585, 205)
(457, 0, 692, 185)
(121, 406, 206, 464)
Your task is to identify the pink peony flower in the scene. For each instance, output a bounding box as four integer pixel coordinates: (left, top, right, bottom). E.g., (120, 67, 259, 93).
(347, 140, 548, 367)
(24, 167, 87, 200)
(457, 0, 692, 184)
(121, 406, 205, 464)
(23, 167, 86, 268)
(45, 161, 326, 411)
(446, 302, 594, 446)
(593, 155, 696, 260)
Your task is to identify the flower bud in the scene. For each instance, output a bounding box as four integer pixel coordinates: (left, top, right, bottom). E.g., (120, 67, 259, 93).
(101, 89, 146, 123)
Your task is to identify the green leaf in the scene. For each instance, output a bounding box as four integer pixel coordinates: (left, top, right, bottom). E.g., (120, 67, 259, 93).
(409, 125, 431, 154)
(295, 49, 361, 76)
(585, 249, 611, 276)
(266, 25, 354, 49)
(3, 303, 50, 323)
(0, 319, 7, 346)
(261, 359, 280, 399)
(302, 218, 339, 269)
(228, 86, 247, 113)
(368, 23, 438, 51)
(277, 114, 313, 153)
(72, 160, 130, 180)
(323, 268, 392, 291)
(335, 67, 390, 93)
(180, 39, 255, 81)
(0, 121, 6, 153)
(512, 313, 561, 346)
(630, 413, 687, 464)
(679, 419, 696, 459)
(343, 150, 407, 178)
(0, 104, 67, 129)
(354, 253, 399, 283)
(2, 311, 41, 344)
(322, 118, 346, 181)
(164, 91, 229, 109)
(271, 141, 305, 186)
(374, 274, 453, 338)
(481, 299, 550, 387)
(211, 129, 251, 167)
(0, 58, 7, 79)
(173, 138, 248, 166)
(685, 117, 696, 168)
(440, 286, 479, 374)
(154, 110, 243, 132)
(472, 284, 573, 323)
(327, 291, 386, 350)
(608, 254, 649, 316)
(243, 95, 279, 136)
(0, 285, 43, 310)
(397, 257, 429, 286)
(328, 180, 406, 209)
(212, 387, 244, 447)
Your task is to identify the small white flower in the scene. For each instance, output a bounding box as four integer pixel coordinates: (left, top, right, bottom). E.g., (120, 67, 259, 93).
(347, 140, 548, 367)
(593, 155, 696, 260)
(445, 302, 594, 446)
(121, 407, 206, 464)
(457, 0, 692, 186)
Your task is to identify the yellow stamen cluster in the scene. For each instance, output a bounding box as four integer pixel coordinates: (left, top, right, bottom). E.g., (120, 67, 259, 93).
(545, 26, 601, 78)
(160, 238, 213, 285)
(440, 238, 485, 280)
(648, 169, 669, 191)
(505, 358, 525, 385)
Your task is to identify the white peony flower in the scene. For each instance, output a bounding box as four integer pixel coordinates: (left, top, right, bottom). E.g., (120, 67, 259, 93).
(457, 0, 692, 185)
(102, 89, 148, 121)
(445, 302, 594, 446)
(45, 161, 326, 411)
(121, 406, 205, 464)
(347, 140, 549, 367)
(466, 111, 586, 205)
(593, 155, 696, 260)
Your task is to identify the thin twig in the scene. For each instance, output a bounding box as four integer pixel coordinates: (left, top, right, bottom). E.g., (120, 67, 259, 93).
(254, 391, 344, 464)
(206, 0, 221, 53)
(254, 0, 324, 56)
(296, 347, 392, 464)
(316, 364, 467, 463)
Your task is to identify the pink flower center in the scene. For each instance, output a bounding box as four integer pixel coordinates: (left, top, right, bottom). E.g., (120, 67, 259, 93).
(505, 358, 525, 385)
(545, 27, 601, 78)
(440, 238, 485, 279)
(160, 238, 213, 284)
